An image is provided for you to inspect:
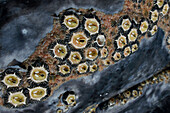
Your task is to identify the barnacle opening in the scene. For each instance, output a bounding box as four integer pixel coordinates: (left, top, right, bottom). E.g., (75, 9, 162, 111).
(123, 91, 131, 98)
(131, 44, 138, 53)
(77, 63, 88, 74)
(150, 25, 158, 35)
(59, 64, 70, 75)
(52, 44, 67, 59)
(113, 52, 121, 61)
(150, 10, 159, 23)
(103, 59, 111, 66)
(128, 28, 138, 42)
(69, 32, 88, 49)
(2, 73, 21, 88)
(29, 67, 49, 83)
(85, 18, 100, 35)
(162, 4, 169, 16)
(139, 21, 149, 34)
(132, 90, 138, 97)
(121, 18, 131, 31)
(68, 51, 82, 64)
(28, 87, 47, 101)
(63, 15, 79, 30)
(100, 47, 108, 58)
(116, 35, 127, 49)
(96, 35, 106, 47)
(90, 64, 98, 72)
(8, 92, 27, 107)
(85, 47, 98, 60)
(62, 91, 76, 106)
(124, 46, 131, 57)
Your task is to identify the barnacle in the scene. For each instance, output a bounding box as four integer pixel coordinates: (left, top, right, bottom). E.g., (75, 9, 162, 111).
(100, 47, 108, 59)
(51, 43, 67, 59)
(150, 25, 158, 36)
(131, 43, 138, 53)
(2, 73, 21, 88)
(62, 91, 76, 106)
(161, 4, 169, 16)
(123, 46, 131, 57)
(139, 20, 149, 34)
(28, 87, 47, 101)
(96, 35, 106, 47)
(150, 10, 159, 23)
(121, 18, 132, 31)
(128, 28, 138, 42)
(68, 51, 82, 64)
(77, 63, 88, 74)
(116, 34, 127, 49)
(59, 64, 71, 75)
(69, 32, 89, 49)
(63, 15, 79, 30)
(156, 0, 164, 8)
(112, 52, 121, 61)
(8, 91, 27, 107)
(85, 47, 98, 60)
(29, 66, 49, 83)
(90, 64, 98, 72)
(84, 18, 100, 35)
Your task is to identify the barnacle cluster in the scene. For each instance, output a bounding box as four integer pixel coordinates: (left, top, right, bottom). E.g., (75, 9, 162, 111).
(0, 0, 169, 112)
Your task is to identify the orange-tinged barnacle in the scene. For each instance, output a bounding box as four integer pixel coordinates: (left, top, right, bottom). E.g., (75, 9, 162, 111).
(68, 51, 82, 64)
(100, 47, 108, 58)
(28, 87, 47, 101)
(77, 63, 88, 74)
(85, 47, 98, 60)
(103, 59, 111, 66)
(121, 19, 131, 31)
(85, 18, 100, 35)
(132, 90, 138, 97)
(65, 94, 76, 106)
(140, 21, 149, 34)
(123, 46, 131, 57)
(150, 25, 158, 36)
(150, 10, 159, 23)
(2, 73, 21, 88)
(8, 91, 27, 107)
(90, 64, 98, 72)
(51, 43, 67, 59)
(128, 28, 138, 42)
(161, 4, 169, 16)
(96, 35, 106, 47)
(156, 0, 164, 8)
(59, 64, 70, 75)
(63, 15, 79, 30)
(113, 52, 121, 61)
(69, 32, 89, 49)
(29, 66, 49, 83)
(131, 44, 138, 53)
(116, 35, 127, 49)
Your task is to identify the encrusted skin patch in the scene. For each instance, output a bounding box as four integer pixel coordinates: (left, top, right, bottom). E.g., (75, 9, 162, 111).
(0, 0, 169, 112)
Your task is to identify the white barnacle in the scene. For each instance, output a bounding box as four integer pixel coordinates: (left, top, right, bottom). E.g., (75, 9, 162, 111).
(139, 20, 149, 34)
(63, 15, 79, 30)
(150, 10, 159, 23)
(51, 43, 67, 59)
(121, 18, 132, 31)
(95, 35, 106, 47)
(150, 25, 158, 36)
(85, 47, 98, 60)
(161, 4, 169, 16)
(28, 87, 47, 101)
(68, 51, 82, 64)
(116, 34, 127, 49)
(58, 64, 70, 75)
(29, 66, 49, 83)
(2, 73, 21, 88)
(128, 28, 138, 42)
(77, 62, 88, 74)
(84, 18, 100, 35)
(8, 91, 27, 107)
(69, 32, 89, 49)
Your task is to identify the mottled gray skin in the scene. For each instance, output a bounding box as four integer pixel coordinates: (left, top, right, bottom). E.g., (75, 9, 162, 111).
(0, 0, 170, 113)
